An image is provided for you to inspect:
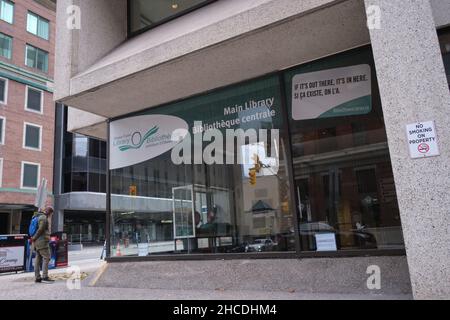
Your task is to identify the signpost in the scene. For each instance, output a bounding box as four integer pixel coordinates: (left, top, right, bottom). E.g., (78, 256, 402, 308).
(34, 178, 48, 210)
(406, 121, 440, 159)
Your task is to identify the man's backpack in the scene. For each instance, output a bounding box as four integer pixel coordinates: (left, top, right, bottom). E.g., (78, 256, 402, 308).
(28, 215, 40, 237)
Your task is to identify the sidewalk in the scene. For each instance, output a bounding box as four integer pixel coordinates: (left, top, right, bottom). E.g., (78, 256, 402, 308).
(0, 253, 413, 300)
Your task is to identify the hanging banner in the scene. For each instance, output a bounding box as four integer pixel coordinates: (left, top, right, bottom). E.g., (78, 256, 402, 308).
(292, 64, 372, 120)
(110, 114, 189, 170)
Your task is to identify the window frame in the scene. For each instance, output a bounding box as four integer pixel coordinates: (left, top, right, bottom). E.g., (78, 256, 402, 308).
(20, 161, 40, 190)
(24, 85, 44, 114)
(0, 0, 14, 25)
(127, 0, 217, 38)
(26, 11, 50, 40)
(0, 115, 5, 145)
(0, 32, 12, 59)
(0, 76, 7, 105)
(23, 121, 42, 151)
(25, 44, 49, 73)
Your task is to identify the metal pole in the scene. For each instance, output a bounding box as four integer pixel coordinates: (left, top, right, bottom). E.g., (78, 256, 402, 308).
(105, 120, 111, 258)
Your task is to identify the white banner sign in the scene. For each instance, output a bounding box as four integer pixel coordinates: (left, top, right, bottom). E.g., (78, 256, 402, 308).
(315, 233, 337, 252)
(0, 246, 24, 272)
(110, 115, 189, 170)
(292, 64, 372, 120)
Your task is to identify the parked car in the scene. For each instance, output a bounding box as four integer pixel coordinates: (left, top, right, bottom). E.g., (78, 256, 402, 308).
(246, 239, 277, 252)
(299, 222, 377, 251)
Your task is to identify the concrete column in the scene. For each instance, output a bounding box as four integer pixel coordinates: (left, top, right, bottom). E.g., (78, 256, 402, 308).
(52, 208, 64, 233)
(364, 0, 450, 299)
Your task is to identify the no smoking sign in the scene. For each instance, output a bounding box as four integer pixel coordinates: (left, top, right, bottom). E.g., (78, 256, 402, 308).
(406, 121, 440, 159)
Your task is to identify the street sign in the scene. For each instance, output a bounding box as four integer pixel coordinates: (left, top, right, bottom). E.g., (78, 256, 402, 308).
(406, 121, 440, 159)
(34, 178, 48, 209)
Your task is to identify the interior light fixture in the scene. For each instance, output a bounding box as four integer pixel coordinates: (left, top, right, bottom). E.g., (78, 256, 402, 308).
(172, 3, 179, 9)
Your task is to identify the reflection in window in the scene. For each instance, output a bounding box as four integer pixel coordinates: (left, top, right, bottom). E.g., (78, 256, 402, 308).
(26, 87, 43, 113)
(110, 76, 295, 256)
(0, 0, 14, 24)
(25, 44, 48, 73)
(0, 78, 6, 104)
(24, 123, 41, 150)
(22, 162, 39, 189)
(129, 0, 213, 34)
(27, 11, 50, 40)
(286, 48, 404, 252)
(0, 116, 5, 144)
(0, 32, 12, 59)
(62, 123, 107, 193)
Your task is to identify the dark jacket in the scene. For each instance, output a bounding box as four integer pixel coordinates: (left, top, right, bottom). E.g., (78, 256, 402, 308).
(32, 212, 50, 250)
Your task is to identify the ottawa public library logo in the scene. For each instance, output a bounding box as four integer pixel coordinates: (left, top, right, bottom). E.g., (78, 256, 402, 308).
(119, 126, 159, 151)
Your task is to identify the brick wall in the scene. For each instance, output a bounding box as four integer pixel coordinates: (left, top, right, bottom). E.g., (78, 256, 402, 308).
(0, 0, 55, 207)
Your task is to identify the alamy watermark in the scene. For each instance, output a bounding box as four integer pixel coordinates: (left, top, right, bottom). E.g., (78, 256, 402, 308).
(170, 122, 280, 169)
(66, 265, 82, 290)
(66, 5, 81, 30)
(366, 265, 381, 290)
(366, 5, 381, 30)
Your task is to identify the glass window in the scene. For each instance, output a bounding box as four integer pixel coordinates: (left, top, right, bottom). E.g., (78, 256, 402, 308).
(439, 29, 450, 89)
(24, 123, 41, 150)
(0, 32, 12, 59)
(25, 44, 48, 73)
(0, 116, 4, 144)
(22, 162, 39, 189)
(73, 134, 88, 157)
(27, 12, 49, 40)
(284, 48, 404, 252)
(100, 141, 107, 159)
(89, 139, 100, 158)
(0, 158, 3, 187)
(72, 172, 88, 192)
(129, 0, 214, 35)
(26, 87, 43, 113)
(63, 172, 71, 193)
(89, 173, 101, 192)
(0, 78, 6, 103)
(110, 75, 295, 256)
(0, 0, 14, 24)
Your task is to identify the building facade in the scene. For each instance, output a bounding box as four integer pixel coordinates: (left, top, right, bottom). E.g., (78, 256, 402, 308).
(53, 104, 107, 244)
(54, 0, 450, 299)
(0, 0, 55, 235)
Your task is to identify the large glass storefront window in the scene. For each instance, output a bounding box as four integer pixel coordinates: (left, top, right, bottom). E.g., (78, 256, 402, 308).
(110, 76, 296, 256)
(285, 48, 404, 251)
(129, 0, 215, 35)
(109, 47, 405, 257)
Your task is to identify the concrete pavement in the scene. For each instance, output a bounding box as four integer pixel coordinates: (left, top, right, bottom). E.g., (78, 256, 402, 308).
(0, 248, 413, 300)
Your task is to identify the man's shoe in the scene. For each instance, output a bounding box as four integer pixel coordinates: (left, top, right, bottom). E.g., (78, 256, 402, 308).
(35, 278, 42, 283)
(42, 277, 55, 283)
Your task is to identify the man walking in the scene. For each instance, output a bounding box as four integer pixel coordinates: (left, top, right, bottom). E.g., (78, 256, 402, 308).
(30, 206, 55, 283)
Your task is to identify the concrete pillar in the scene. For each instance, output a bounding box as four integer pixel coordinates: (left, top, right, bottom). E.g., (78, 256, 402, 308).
(52, 208, 64, 233)
(364, 0, 450, 299)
